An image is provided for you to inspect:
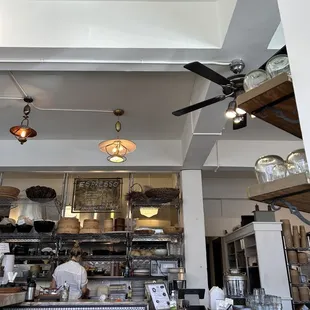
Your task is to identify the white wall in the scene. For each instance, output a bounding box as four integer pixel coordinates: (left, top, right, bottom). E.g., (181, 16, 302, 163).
(203, 177, 310, 236)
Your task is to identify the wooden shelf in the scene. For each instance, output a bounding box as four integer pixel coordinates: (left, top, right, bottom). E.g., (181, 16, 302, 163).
(247, 173, 310, 213)
(236, 73, 301, 139)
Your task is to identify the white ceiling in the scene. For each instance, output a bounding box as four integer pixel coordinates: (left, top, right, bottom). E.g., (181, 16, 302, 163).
(0, 0, 291, 170)
(0, 71, 194, 140)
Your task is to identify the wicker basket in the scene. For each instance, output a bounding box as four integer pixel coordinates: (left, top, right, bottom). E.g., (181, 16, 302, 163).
(0, 186, 20, 198)
(163, 226, 184, 234)
(26, 186, 56, 203)
(145, 188, 179, 203)
(125, 183, 148, 202)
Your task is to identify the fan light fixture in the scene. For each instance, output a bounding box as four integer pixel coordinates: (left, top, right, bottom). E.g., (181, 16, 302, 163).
(99, 109, 136, 163)
(225, 101, 237, 119)
(10, 97, 37, 144)
(236, 107, 246, 115)
(140, 207, 159, 218)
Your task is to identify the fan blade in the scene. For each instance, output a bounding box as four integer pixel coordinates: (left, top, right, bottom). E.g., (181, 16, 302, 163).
(184, 62, 231, 86)
(172, 95, 226, 116)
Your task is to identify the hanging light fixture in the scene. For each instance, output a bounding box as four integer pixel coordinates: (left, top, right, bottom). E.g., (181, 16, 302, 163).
(10, 97, 37, 144)
(140, 207, 159, 218)
(225, 100, 237, 119)
(99, 109, 136, 163)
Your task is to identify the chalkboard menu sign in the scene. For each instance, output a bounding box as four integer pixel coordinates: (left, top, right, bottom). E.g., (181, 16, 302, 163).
(72, 178, 122, 213)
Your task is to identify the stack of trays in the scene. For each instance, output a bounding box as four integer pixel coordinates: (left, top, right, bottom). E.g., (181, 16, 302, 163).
(131, 281, 145, 301)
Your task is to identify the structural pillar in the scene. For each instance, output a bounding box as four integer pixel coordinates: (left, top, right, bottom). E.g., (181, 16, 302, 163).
(277, 1, 310, 160)
(181, 170, 209, 306)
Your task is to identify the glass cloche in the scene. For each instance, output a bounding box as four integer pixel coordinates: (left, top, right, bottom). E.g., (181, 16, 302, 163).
(286, 148, 309, 175)
(266, 54, 290, 78)
(255, 155, 287, 183)
(243, 69, 270, 92)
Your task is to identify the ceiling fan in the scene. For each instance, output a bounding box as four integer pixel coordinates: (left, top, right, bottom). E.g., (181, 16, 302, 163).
(172, 46, 287, 130)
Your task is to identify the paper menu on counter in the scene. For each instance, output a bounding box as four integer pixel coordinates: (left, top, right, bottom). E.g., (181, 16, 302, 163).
(146, 283, 170, 310)
(0, 243, 9, 255)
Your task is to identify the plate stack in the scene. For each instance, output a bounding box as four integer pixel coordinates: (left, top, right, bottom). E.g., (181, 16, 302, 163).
(80, 219, 100, 234)
(131, 281, 146, 302)
(0, 186, 20, 217)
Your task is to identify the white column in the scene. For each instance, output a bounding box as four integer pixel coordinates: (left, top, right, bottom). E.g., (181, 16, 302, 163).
(276, 1, 310, 159)
(181, 170, 209, 307)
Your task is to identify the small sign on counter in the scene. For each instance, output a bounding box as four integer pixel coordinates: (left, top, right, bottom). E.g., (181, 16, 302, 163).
(0, 243, 9, 255)
(146, 283, 170, 310)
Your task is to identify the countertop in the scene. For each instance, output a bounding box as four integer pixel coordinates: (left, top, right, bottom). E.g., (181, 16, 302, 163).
(17, 300, 148, 306)
(0, 292, 26, 307)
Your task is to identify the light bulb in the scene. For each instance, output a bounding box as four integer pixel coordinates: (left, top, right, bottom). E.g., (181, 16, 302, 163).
(251, 114, 256, 119)
(234, 116, 243, 124)
(20, 130, 26, 138)
(236, 107, 246, 115)
(112, 147, 118, 154)
(119, 145, 124, 151)
(226, 110, 237, 119)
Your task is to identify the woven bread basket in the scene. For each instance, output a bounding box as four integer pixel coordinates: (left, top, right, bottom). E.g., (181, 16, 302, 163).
(144, 188, 179, 203)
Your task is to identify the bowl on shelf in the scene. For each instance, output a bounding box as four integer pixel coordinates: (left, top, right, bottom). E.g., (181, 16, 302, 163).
(163, 226, 184, 234)
(34, 220, 55, 233)
(154, 249, 168, 256)
(0, 224, 15, 233)
(26, 186, 56, 203)
(16, 224, 33, 233)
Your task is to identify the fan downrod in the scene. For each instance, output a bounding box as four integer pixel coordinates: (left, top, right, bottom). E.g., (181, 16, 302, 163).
(229, 59, 245, 74)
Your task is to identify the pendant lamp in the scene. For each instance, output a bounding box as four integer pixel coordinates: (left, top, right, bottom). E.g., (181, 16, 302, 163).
(10, 97, 37, 144)
(99, 109, 136, 163)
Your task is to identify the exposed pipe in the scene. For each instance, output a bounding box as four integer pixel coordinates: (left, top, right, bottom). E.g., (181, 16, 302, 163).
(30, 103, 114, 114)
(193, 132, 222, 136)
(5, 72, 114, 114)
(9, 71, 27, 97)
(0, 96, 23, 100)
(214, 140, 220, 172)
(0, 59, 232, 66)
(61, 173, 69, 218)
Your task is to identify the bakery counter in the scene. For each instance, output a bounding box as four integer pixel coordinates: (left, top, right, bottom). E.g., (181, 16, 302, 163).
(4, 300, 148, 310)
(0, 292, 26, 307)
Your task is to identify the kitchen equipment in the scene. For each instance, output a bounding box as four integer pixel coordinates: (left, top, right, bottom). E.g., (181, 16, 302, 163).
(255, 155, 286, 183)
(0, 224, 15, 233)
(253, 205, 275, 222)
(30, 265, 42, 277)
(115, 218, 125, 231)
(154, 249, 168, 256)
(34, 220, 55, 233)
(300, 225, 308, 248)
(103, 218, 113, 232)
(224, 269, 247, 298)
(266, 54, 290, 77)
(25, 280, 36, 302)
(210, 286, 225, 310)
(2, 254, 15, 285)
(16, 224, 33, 233)
(243, 69, 270, 91)
(286, 148, 309, 175)
(133, 269, 150, 277)
(163, 226, 184, 234)
(151, 260, 178, 276)
(281, 219, 293, 248)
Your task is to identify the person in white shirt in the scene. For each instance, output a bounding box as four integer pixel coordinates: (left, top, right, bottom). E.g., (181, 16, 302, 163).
(51, 242, 89, 300)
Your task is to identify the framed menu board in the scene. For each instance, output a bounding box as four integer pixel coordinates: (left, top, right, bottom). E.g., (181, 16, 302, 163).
(72, 178, 122, 213)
